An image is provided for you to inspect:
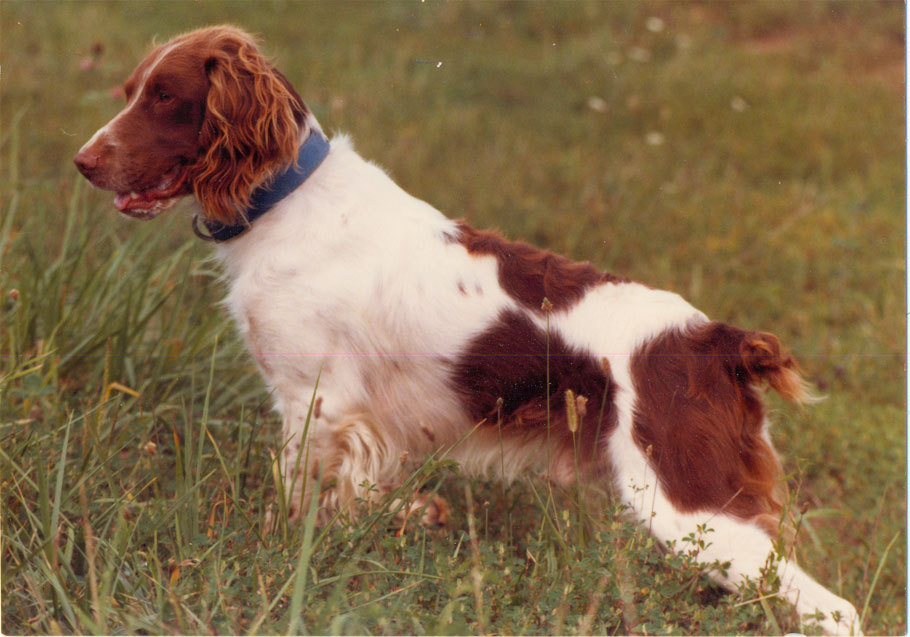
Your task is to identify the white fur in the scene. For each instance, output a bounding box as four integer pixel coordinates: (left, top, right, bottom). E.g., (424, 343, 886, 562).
(209, 134, 860, 634)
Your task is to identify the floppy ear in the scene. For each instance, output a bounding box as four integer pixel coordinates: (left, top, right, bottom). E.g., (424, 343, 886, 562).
(191, 28, 307, 225)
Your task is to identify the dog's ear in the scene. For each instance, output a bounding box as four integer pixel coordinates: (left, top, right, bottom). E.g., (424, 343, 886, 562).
(191, 27, 307, 225)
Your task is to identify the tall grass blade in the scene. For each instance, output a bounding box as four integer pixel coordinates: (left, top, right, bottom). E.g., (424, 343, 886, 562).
(859, 530, 900, 630)
(285, 473, 322, 635)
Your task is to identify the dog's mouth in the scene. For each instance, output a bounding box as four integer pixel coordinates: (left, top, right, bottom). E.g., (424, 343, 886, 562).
(114, 165, 189, 219)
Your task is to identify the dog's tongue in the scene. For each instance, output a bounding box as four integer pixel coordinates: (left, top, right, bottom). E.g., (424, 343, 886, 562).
(114, 167, 186, 211)
(115, 190, 160, 211)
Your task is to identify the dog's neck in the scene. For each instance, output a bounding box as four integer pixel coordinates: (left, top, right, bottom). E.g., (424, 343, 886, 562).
(197, 128, 331, 242)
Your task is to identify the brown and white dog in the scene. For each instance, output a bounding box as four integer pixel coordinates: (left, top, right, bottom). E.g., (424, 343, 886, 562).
(74, 26, 860, 634)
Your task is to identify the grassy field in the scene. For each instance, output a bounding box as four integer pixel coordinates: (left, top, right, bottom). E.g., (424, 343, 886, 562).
(1, 1, 905, 634)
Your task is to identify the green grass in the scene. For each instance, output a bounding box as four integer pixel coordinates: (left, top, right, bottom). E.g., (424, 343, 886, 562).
(1, 1, 905, 634)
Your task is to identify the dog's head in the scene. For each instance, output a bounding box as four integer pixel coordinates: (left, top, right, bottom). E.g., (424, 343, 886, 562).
(74, 25, 307, 225)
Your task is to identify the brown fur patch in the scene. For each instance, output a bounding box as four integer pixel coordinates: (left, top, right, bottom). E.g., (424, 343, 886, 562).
(450, 222, 628, 312)
(451, 310, 618, 475)
(188, 27, 309, 224)
(629, 321, 806, 522)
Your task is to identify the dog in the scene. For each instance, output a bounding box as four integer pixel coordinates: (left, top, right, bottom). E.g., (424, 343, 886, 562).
(73, 25, 860, 634)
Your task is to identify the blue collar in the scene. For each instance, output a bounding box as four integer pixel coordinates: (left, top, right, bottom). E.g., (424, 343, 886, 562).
(198, 131, 331, 242)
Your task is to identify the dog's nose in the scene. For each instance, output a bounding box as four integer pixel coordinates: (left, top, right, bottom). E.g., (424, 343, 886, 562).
(73, 147, 100, 177)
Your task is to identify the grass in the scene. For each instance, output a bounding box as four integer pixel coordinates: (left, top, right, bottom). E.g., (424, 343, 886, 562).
(1, 1, 905, 634)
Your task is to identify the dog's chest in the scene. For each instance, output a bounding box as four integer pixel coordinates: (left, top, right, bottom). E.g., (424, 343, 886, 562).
(221, 245, 477, 438)
(224, 255, 377, 383)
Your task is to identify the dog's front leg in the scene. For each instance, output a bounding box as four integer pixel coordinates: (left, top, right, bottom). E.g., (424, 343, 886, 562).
(276, 393, 402, 523)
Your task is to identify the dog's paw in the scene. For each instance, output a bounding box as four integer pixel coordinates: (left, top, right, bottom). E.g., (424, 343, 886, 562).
(417, 494, 450, 528)
(396, 493, 450, 533)
(799, 594, 862, 636)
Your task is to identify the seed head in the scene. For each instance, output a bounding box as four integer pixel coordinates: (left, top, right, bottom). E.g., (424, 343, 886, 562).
(565, 389, 578, 433)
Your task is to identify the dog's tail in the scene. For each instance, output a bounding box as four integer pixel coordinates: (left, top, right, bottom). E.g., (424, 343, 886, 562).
(736, 329, 817, 405)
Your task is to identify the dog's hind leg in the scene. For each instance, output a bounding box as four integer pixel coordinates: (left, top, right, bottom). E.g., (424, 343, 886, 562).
(608, 412, 860, 635)
(653, 505, 861, 635)
(611, 322, 861, 634)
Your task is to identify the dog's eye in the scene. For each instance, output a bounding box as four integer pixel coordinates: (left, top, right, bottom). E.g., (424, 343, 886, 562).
(157, 91, 173, 103)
